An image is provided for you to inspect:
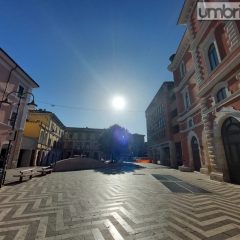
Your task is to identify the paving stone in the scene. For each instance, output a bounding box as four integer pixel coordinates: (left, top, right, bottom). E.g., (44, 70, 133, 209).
(0, 163, 240, 239)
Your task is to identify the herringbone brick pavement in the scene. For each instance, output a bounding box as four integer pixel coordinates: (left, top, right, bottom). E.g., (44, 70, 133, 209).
(1, 163, 240, 240)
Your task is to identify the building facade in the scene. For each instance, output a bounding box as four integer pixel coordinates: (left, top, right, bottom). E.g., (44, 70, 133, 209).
(63, 127, 104, 159)
(145, 81, 181, 168)
(21, 110, 65, 166)
(129, 133, 145, 158)
(168, 30, 208, 174)
(0, 48, 39, 169)
(169, 0, 240, 184)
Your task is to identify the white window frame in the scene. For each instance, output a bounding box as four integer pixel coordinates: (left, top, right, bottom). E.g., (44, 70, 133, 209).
(9, 109, 17, 128)
(16, 83, 27, 99)
(187, 117, 194, 129)
(211, 81, 231, 106)
(180, 61, 186, 80)
(200, 31, 221, 74)
(181, 86, 191, 111)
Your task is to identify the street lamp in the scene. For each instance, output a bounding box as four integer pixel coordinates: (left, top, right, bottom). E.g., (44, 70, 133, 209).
(0, 91, 37, 187)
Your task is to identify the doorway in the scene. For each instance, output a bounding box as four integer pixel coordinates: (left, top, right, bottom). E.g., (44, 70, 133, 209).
(191, 137, 201, 171)
(222, 117, 240, 184)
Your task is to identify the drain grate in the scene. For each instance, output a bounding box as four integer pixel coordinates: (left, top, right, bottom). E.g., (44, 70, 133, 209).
(152, 174, 210, 193)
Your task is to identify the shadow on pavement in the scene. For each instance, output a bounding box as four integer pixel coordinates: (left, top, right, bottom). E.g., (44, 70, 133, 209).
(94, 162, 145, 175)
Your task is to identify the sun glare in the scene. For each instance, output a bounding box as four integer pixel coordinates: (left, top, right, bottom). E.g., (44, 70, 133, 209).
(112, 96, 126, 111)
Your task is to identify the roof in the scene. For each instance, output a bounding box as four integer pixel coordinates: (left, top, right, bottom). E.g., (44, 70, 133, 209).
(0, 48, 39, 88)
(132, 133, 145, 137)
(66, 127, 105, 132)
(177, 0, 197, 25)
(29, 110, 65, 128)
(168, 30, 189, 72)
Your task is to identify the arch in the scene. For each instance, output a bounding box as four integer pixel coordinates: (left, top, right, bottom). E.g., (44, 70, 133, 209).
(213, 107, 240, 182)
(221, 117, 240, 184)
(216, 88, 227, 103)
(187, 131, 203, 171)
(210, 81, 231, 106)
(191, 137, 201, 171)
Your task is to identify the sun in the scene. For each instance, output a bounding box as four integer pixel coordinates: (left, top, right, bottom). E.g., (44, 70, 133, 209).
(112, 96, 126, 110)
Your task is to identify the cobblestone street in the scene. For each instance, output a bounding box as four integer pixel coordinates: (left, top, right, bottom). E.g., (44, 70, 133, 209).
(1, 163, 240, 240)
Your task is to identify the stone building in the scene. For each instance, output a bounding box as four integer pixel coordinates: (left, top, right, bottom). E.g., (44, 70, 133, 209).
(168, 0, 240, 184)
(129, 133, 145, 158)
(0, 48, 39, 169)
(21, 110, 65, 166)
(63, 127, 104, 159)
(145, 81, 181, 168)
(168, 30, 207, 173)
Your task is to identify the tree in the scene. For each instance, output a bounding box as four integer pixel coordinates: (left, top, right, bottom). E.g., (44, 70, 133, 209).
(99, 124, 130, 160)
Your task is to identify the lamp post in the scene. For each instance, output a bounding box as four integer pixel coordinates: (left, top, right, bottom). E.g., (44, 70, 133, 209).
(0, 91, 37, 187)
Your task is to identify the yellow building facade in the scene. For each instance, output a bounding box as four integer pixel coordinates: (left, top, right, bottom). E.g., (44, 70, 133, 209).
(19, 110, 65, 167)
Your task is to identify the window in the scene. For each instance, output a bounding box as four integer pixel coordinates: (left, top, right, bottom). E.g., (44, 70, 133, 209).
(208, 43, 219, 71)
(172, 125, 180, 134)
(180, 61, 186, 79)
(171, 109, 178, 118)
(216, 87, 227, 103)
(188, 119, 193, 128)
(44, 132, 48, 144)
(9, 111, 17, 127)
(39, 131, 44, 144)
(185, 92, 191, 109)
(171, 93, 176, 101)
(17, 85, 24, 98)
(48, 138, 51, 147)
(73, 132, 78, 139)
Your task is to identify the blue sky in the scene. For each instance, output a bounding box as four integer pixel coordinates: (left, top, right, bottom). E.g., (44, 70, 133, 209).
(0, 0, 185, 136)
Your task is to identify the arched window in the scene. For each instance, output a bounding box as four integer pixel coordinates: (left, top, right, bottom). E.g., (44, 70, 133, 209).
(208, 43, 219, 71)
(188, 118, 193, 128)
(216, 87, 227, 103)
(180, 61, 186, 79)
(185, 92, 190, 109)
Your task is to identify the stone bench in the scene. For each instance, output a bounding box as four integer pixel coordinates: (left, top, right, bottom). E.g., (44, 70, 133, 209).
(13, 168, 35, 182)
(37, 166, 53, 176)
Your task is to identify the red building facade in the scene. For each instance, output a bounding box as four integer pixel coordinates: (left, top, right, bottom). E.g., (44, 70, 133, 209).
(168, 31, 208, 174)
(169, 0, 240, 184)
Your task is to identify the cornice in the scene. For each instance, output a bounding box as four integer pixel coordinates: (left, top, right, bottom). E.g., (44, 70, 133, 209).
(178, 0, 197, 25)
(174, 67, 195, 92)
(168, 31, 190, 72)
(203, 89, 240, 116)
(177, 103, 201, 122)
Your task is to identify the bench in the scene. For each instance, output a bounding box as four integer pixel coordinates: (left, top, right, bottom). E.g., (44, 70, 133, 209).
(37, 166, 53, 176)
(13, 168, 35, 182)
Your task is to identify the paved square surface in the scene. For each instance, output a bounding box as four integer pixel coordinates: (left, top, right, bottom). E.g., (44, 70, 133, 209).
(1, 163, 240, 239)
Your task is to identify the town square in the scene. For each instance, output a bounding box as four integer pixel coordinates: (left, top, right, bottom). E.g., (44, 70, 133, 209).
(0, 0, 240, 239)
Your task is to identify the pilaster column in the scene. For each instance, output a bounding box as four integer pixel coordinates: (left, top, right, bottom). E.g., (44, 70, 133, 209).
(200, 99, 223, 181)
(187, 21, 204, 86)
(32, 150, 39, 166)
(200, 98, 216, 169)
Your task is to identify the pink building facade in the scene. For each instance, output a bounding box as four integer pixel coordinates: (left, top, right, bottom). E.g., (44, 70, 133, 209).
(0, 48, 39, 169)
